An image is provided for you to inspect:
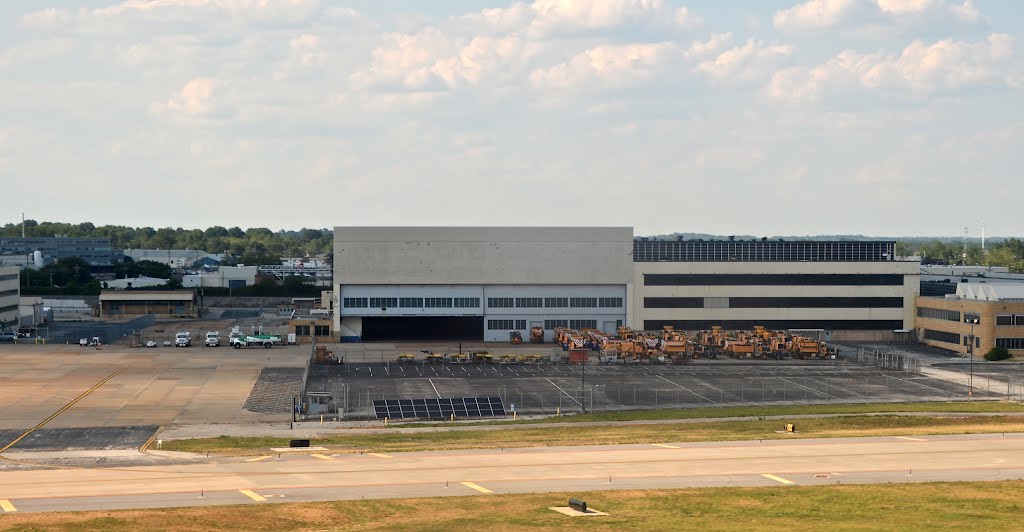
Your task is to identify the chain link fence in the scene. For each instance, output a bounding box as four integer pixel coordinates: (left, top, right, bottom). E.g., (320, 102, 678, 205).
(36, 315, 156, 345)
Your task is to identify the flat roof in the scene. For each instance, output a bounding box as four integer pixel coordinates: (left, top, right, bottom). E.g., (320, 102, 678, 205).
(99, 291, 194, 301)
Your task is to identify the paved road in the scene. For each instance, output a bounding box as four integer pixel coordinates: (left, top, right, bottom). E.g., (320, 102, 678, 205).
(0, 433, 1022, 513)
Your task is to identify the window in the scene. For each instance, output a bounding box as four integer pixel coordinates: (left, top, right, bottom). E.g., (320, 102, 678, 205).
(294, 325, 310, 336)
(487, 319, 514, 330)
(453, 297, 479, 308)
(425, 297, 453, 308)
(997, 315, 1013, 326)
(314, 325, 331, 336)
(917, 307, 961, 322)
(644, 297, 703, 309)
(599, 297, 623, 308)
(544, 319, 568, 329)
(399, 297, 423, 308)
(923, 329, 961, 345)
(545, 297, 568, 308)
(343, 297, 367, 308)
(570, 297, 598, 308)
(996, 338, 1024, 350)
(569, 319, 597, 329)
(369, 297, 398, 308)
(515, 297, 543, 308)
(515, 319, 527, 329)
(633, 239, 896, 262)
(730, 297, 905, 308)
(644, 273, 904, 286)
(644, 319, 905, 331)
(488, 297, 514, 308)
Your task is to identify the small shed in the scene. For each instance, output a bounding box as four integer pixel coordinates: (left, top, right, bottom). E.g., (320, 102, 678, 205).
(99, 290, 197, 318)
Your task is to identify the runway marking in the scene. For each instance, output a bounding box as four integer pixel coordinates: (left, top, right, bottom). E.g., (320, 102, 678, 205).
(428, 379, 442, 399)
(0, 499, 16, 512)
(0, 367, 126, 454)
(239, 489, 267, 502)
(896, 436, 927, 442)
(761, 473, 795, 485)
(655, 375, 716, 403)
(460, 481, 493, 494)
(776, 377, 840, 400)
(368, 453, 392, 458)
(311, 454, 335, 460)
(653, 443, 680, 449)
(245, 456, 272, 462)
(139, 426, 163, 454)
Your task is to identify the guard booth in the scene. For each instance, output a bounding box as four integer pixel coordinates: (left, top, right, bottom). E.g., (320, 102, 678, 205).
(305, 392, 339, 416)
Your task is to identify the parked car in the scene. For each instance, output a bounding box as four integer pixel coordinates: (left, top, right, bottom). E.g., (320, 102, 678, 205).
(146, 340, 157, 348)
(0, 332, 17, 343)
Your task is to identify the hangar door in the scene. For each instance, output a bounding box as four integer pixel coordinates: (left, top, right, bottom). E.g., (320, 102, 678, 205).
(361, 317, 484, 341)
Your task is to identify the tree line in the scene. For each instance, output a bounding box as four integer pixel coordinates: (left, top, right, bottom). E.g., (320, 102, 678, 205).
(2, 220, 333, 260)
(896, 238, 1024, 272)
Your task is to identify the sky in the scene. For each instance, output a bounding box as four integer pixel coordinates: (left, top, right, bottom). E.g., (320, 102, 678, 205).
(0, 0, 1021, 237)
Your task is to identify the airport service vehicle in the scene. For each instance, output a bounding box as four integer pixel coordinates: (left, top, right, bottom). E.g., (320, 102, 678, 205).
(175, 331, 192, 347)
(229, 333, 280, 349)
(205, 331, 221, 347)
(145, 340, 157, 348)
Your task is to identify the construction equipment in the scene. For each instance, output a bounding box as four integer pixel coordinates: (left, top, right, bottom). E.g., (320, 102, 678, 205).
(529, 326, 544, 344)
(397, 353, 416, 363)
(314, 344, 342, 364)
(509, 331, 523, 344)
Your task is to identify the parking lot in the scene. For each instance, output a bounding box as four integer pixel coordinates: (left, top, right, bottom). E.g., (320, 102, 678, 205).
(302, 360, 993, 418)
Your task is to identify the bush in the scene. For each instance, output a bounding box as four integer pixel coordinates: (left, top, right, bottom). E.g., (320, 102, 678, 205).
(984, 346, 1011, 361)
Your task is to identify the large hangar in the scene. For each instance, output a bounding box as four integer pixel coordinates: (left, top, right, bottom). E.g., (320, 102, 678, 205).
(333, 227, 634, 342)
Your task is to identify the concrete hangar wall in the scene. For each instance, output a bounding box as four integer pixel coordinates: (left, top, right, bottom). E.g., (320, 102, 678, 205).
(333, 227, 634, 342)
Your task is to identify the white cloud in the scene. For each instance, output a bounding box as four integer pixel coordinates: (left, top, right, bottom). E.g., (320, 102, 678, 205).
(773, 0, 984, 35)
(19, 8, 72, 30)
(768, 33, 1018, 102)
(160, 77, 222, 117)
(695, 40, 794, 85)
(529, 42, 681, 89)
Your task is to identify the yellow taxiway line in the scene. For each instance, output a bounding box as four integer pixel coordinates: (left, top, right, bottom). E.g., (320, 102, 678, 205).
(761, 473, 795, 485)
(239, 490, 267, 502)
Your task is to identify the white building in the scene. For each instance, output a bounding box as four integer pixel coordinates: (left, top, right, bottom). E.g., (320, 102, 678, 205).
(0, 267, 19, 329)
(103, 276, 169, 290)
(124, 249, 223, 269)
(182, 266, 259, 288)
(333, 227, 633, 342)
(332, 229, 920, 343)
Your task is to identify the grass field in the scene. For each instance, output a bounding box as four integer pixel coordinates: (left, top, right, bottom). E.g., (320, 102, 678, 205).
(162, 414, 1024, 454)
(1, 481, 1021, 531)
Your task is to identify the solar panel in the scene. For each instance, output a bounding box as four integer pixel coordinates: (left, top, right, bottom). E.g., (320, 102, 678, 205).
(372, 397, 507, 420)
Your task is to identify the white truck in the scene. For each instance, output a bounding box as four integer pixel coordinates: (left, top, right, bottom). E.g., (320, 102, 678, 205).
(175, 331, 192, 347)
(229, 333, 280, 349)
(205, 331, 221, 347)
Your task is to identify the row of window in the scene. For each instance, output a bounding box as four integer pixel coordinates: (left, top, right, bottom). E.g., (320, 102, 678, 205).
(644, 319, 904, 331)
(0, 304, 17, 314)
(633, 240, 895, 262)
(645, 297, 904, 309)
(643, 274, 905, 286)
(996, 315, 1024, 326)
(294, 324, 331, 336)
(486, 319, 602, 330)
(343, 297, 481, 309)
(923, 329, 961, 345)
(0, 274, 18, 282)
(0, 289, 19, 299)
(487, 297, 623, 309)
(996, 338, 1024, 350)
(917, 307, 962, 322)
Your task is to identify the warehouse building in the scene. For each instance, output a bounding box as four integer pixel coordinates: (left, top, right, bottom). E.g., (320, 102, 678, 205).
(0, 267, 19, 330)
(98, 290, 197, 318)
(333, 227, 632, 342)
(332, 228, 920, 343)
(0, 237, 120, 266)
(917, 283, 1024, 357)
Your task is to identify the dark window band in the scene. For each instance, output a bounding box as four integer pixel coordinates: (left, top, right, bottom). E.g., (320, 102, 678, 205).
(644, 274, 904, 286)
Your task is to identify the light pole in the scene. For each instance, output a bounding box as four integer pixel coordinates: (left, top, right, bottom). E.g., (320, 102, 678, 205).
(966, 317, 978, 398)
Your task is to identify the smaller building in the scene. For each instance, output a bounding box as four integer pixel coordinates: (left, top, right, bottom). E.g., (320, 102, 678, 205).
(124, 249, 223, 269)
(103, 276, 169, 290)
(288, 316, 333, 344)
(99, 290, 197, 318)
(0, 237, 120, 266)
(183, 266, 258, 288)
(19, 296, 47, 328)
(917, 283, 1024, 357)
(0, 267, 20, 329)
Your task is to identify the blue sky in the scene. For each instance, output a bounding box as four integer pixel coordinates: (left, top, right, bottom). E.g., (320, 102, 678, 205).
(1, 1, 1021, 237)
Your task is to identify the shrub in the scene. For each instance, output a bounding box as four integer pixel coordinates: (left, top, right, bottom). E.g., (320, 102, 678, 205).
(984, 346, 1011, 361)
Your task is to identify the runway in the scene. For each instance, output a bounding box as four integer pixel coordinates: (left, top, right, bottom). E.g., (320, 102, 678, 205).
(0, 433, 1022, 513)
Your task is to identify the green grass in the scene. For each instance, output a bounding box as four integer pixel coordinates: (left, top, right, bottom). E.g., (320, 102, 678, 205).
(407, 401, 1024, 426)
(161, 414, 1024, 455)
(2, 482, 1023, 531)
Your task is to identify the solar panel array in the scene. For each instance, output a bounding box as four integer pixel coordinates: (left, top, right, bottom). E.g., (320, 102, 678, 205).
(373, 397, 506, 420)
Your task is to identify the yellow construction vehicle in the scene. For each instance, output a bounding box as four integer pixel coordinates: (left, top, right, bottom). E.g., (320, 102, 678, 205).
(509, 331, 523, 344)
(529, 326, 544, 343)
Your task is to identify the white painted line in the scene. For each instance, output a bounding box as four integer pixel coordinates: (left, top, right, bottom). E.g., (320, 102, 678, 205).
(896, 436, 927, 442)
(311, 454, 335, 460)
(244, 456, 272, 462)
(776, 377, 840, 400)
(239, 490, 267, 502)
(652, 443, 680, 449)
(655, 375, 716, 403)
(428, 378, 442, 399)
(460, 481, 493, 494)
(0, 499, 16, 512)
(761, 473, 795, 485)
(544, 378, 583, 406)
(368, 453, 392, 458)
